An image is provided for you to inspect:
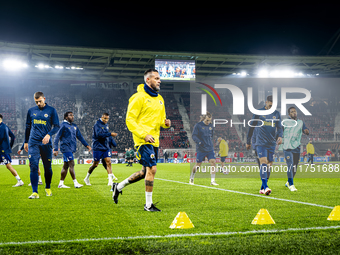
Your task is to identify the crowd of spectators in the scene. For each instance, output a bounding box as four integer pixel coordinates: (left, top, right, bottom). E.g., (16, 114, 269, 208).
(3, 83, 340, 157)
(6, 86, 190, 154)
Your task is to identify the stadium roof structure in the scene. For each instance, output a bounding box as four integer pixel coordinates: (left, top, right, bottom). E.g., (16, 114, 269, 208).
(1, 40, 340, 82)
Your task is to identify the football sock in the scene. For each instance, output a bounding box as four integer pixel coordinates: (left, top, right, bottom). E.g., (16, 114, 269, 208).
(108, 174, 114, 182)
(73, 179, 78, 184)
(43, 161, 53, 189)
(59, 180, 64, 185)
(260, 163, 268, 189)
(288, 178, 294, 186)
(38, 176, 42, 182)
(15, 175, 21, 181)
(85, 173, 91, 180)
(30, 171, 39, 193)
(117, 178, 130, 191)
(287, 163, 294, 186)
(145, 191, 153, 208)
(211, 173, 216, 182)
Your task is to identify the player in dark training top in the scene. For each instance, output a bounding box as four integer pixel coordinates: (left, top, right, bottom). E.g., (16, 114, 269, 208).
(0, 114, 24, 187)
(24, 92, 60, 199)
(246, 95, 283, 195)
(54, 111, 91, 188)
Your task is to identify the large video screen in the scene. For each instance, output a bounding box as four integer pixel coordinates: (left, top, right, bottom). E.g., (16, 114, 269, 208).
(155, 59, 195, 81)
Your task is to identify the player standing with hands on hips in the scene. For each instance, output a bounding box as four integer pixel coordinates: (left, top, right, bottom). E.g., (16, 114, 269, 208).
(112, 69, 171, 212)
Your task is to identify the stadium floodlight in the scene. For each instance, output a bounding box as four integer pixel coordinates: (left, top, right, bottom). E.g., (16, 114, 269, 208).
(257, 68, 307, 78)
(36, 64, 45, 69)
(232, 71, 248, 77)
(257, 68, 269, 78)
(2, 59, 28, 71)
(35, 64, 52, 69)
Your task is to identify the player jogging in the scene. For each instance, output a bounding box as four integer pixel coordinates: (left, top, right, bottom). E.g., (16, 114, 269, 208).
(53, 111, 92, 188)
(112, 69, 171, 212)
(190, 111, 218, 186)
(84, 113, 118, 186)
(246, 95, 283, 195)
(282, 107, 309, 192)
(0, 114, 24, 187)
(24, 91, 60, 199)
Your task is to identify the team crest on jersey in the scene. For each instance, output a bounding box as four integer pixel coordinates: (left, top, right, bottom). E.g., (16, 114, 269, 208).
(74, 127, 77, 130)
(273, 116, 276, 119)
(150, 154, 155, 159)
(209, 127, 212, 130)
(44, 114, 48, 117)
(287, 156, 290, 159)
(159, 100, 163, 105)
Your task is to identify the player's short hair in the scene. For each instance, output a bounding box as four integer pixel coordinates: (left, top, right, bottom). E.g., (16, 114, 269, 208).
(64, 111, 73, 120)
(102, 113, 109, 117)
(34, 91, 45, 99)
(0, 114, 2, 120)
(200, 111, 212, 121)
(144, 69, 159, 83)
(288, 106, 296, 114)
(266, 95, 273, 102)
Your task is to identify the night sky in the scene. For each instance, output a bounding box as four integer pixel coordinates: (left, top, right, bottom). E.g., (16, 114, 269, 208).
(0, 3, 339, 56)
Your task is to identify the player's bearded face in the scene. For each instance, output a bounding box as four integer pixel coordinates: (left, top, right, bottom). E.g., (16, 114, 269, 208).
(35, 96, 46, 109)
(148, 72, 161, 91)
(67, 113, 74, 123)
(289, 109, 297, 119)
(265, 101, 273, 110)
(204, 116, 212, 125)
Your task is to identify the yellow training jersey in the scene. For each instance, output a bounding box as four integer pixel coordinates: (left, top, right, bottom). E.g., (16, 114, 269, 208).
(126, 84, 169, 148)
(219, 139, 229, 157)
(306, 143, 315, 154)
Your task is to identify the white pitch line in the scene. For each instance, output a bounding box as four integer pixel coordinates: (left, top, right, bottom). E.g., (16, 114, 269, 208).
(1, 225, 340, 246)
(155, 178, 334, 209)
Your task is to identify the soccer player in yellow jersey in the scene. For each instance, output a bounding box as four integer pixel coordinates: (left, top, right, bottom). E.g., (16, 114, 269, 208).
(112, 69, 171, 211)
(217, 137, 229, 173)
(306, 140, 315, 164)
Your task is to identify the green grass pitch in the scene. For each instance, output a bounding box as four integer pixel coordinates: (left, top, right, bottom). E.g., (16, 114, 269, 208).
(0, 162, 340, 254)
